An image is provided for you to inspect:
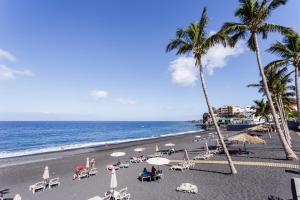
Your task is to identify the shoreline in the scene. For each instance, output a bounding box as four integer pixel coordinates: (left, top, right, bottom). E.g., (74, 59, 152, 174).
(0, 129, 209, 168)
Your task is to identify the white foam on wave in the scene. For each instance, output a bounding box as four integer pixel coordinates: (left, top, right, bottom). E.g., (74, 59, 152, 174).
(0, 130, 201, 159)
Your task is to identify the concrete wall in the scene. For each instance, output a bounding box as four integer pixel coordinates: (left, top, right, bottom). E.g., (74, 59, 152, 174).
(226, 124, 256, 131)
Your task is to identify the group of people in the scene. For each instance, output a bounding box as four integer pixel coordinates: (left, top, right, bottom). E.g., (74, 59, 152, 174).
(142, 166, 161, 179)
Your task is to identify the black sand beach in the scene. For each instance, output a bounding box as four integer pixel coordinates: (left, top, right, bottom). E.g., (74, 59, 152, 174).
(0, 130, 299, 200)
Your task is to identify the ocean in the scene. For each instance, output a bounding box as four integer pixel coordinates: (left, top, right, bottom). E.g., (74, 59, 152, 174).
(0, 121, 200, 159)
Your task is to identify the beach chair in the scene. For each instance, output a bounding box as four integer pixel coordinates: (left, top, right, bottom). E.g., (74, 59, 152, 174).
(88, 196, 102, 200)
(78, 170, 89, 179)
(193, 153, 214, 160)
(89, 167, 98, 176)
(29, 181, 46, 194)
(106, 165, 119, 171)
(102, 195, 111, 200)
(130, 157, 140, 163)
(118, 163, 130, 168)
(49, 177, 60, 188)
(117, 193, 130, 200)
(170, 165, 186, 171)
(118, 187, 128, 195)
(138, 172, 151, 182)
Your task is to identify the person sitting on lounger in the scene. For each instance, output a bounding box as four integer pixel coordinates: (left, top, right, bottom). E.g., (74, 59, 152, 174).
(142, 168, 150, 177)
(151, 166, 157, 176)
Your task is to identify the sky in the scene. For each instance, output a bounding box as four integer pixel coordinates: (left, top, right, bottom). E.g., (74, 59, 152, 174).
(0, 0, 299, 121)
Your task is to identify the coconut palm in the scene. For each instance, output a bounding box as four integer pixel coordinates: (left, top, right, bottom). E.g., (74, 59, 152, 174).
(221, 0, 297, 160)
(166, 8, 237, 174)
(251, 99, 271, 122)
(267, 30, 300, 128)
(248, 66, 294, 145)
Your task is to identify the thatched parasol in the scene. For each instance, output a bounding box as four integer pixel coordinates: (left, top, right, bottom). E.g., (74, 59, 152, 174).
(228, 133, 266, 151)
(247, 125, 269, 132)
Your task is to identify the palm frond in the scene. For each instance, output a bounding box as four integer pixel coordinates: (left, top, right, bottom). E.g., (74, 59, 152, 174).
(267, 41, 294, 59)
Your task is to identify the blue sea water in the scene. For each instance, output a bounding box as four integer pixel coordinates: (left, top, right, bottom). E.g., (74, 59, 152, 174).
(0, 121, 200, 158)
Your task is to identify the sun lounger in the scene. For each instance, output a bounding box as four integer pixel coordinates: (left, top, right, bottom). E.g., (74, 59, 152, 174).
(138, 172, 151, 182)
(49, 177, 60, 188)
(170, 161, 194, 171)
(88, 196, 110, 200)
(147, 152, 162, 158)
(89, 167, 98, 176)
(78, 170, 89, 179)
(118, 187, 128, 195)
(176, 183, 198, 194)
(130, 157, 140, 163)
(106, 165, 119, 170)
(193, 153, 214, 160)
(170, 165, 186, 171)
(116, 193, 130, 200)
(102, 195, 111, 200)
(29, 181, 46, 194)
(118, 163, 130, 168)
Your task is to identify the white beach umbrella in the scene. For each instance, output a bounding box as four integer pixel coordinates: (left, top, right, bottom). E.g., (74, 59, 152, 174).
(134, 148, 145, 152)
(110, 152, 126, 163)
(43, 166, 50, 180)
(195, 135, 201, 138)
(13, 194, 21, 200)
(110, 168, 118, 197)
(147, 157, 170, 170)
(155, 145, 159, 152)
(110, 152, 126, 157)
(204, 142, 209, 154)
(183, 149, 189, 161)
(86, 157, 90, 169)
(147, 157, 170, 166)
(165, 143, 175, 147)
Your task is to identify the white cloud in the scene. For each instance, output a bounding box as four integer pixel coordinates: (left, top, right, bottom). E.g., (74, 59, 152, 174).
(89, 90, 108, 100)
(168, 42, 246, 86)
(0, 65, 34, 80)
(0, 49, 17, 62)
(203, 42, 246, 75)
(169, 56, 198, 87)
(117, 98, 137, 105)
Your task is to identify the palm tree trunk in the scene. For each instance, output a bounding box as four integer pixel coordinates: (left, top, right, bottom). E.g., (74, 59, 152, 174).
(279, 97, 292, 145)
(295, 66, 300, 130)
(198, 59, 237, 174)
(253, 33, 297, 160)
(274, 97, 291, 146)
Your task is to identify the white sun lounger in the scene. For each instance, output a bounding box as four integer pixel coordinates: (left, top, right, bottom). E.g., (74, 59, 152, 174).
(118, 187, 128, 195)
(29, 181, 46, 194)
(89, 167, 98, 176)
(170, 165, 186, 171)
(49, 177, 60, 188)
(88, 195, 111, 200)
(116, 193, 130, 200)
(193, 153, 214, 160)
(88, 196, 103, 200)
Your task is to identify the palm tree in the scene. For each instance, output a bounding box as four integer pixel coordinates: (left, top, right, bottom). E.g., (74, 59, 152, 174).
(248, 66, 294, 145)
(221, 0, 297, 160)
(251, 99, 271, 122)
(267, 30, 300, 129)
(166, 8, 237, 174)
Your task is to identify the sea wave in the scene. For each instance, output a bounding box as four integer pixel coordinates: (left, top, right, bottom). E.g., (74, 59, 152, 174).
(0, 130, 200, 159)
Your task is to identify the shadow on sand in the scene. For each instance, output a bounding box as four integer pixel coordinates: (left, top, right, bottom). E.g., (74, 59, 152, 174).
(0, 189, 13, 200)
(189, 168, 231, 175)
(285, 169, 300, 175)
